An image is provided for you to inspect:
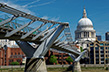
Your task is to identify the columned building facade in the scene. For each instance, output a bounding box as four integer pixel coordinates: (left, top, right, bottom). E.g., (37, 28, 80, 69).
(75, 8, 96, 49)
(88, 39, 109, 64)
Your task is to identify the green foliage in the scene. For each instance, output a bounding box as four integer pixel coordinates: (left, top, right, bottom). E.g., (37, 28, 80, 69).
(66, 56, 73, 62)
(0, 19, 2, 22)
(106, 67, 109, 70)
(10, 61, 19, 65)
(49, 55, 57, 64)
(80, 47, 84, 52)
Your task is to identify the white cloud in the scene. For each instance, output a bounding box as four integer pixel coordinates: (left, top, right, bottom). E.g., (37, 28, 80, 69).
(50, 17, 60, 21)
(0, 0, 59, 22)
(23, 0, 40, 8)
(0, 0, 35, 15)
(28, 0, 56, 8)
(41, 16, 60, 21)
(41, 16, 49, 19)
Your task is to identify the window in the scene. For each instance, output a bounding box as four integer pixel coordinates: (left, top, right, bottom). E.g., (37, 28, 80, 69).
(101, 51, 104, 53)
(106, 51, 107, 53)
(101, 59, 104, 61)
(15, 53, 17, 55)
(18, 53, 20, 55)
(100, 43, 104, 46)
(105, 43, 109, 46)
(11, 53, 13, 55)
(106, 47, 108, 49)
(101, 47, 104, 49)
(101, 55, 104, 57)
(95, 47, 99, 50)
(17, 59, 21, 62)
(90, 43, 94, 46)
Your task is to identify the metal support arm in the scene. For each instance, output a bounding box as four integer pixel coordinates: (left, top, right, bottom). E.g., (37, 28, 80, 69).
(33, 25, 65, 58)
(32, 24, 54, 40)
(75, 50, 87, 62)
(0, 15, 18, 26)
(16, 41, 36, 58)
(21, 22, 47, 39)
(5, 20, 36, 37)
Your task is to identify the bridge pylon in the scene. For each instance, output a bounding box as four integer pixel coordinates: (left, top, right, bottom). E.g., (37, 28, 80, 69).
(25, 58, 47, 72)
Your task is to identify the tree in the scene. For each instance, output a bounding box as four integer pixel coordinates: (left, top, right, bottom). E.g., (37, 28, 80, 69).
(10, 61, 19, 65)
(49, 55, 57, 64)
(66, 56, 73, 63)
(80, 47, 84, 52)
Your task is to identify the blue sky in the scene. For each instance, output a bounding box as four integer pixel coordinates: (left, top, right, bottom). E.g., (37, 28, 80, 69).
(0, 0, 109, 41)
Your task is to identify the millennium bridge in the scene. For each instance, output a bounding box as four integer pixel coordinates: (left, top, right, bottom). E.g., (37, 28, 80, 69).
(0, 3, 87, 72)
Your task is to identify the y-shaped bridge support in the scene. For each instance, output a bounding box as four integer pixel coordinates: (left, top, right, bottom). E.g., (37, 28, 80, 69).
(16, 25, 65, 72)
(69, 50, 87, 72)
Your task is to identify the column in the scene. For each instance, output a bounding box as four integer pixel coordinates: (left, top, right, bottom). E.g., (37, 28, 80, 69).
(99, 46, 101, 64)
(104, 44, 106, 69)
(94, 47, 96, 64)
(81, 32, 83, 38)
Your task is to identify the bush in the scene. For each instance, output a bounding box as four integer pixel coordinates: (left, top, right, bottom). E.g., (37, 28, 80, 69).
(49, 55, 57, 64)
(66, 65, 73, 71)
(10, 61, 19, 65)
(66, 56, 73, 63)
(106, 67, 109, 70)
(80, 47, 83, 52)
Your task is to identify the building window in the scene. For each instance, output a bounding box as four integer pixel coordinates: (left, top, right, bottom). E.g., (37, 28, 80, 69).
(101, 55, 104, 57)
(105, 43, 109, 46)
(101, 47, 104, 50)
(18, 53, 20, 55)
(95, 47, 99, 50)
(17, 59, 21, 62)
(101, 59, 104, 61)
(100, 43, 104, 46)
(90, 43, 94, 46)
(106, 51, 107, 53)
(11, 53, 13, 55)
(15, 53, 17, 55)
(101, 51, 104, 53)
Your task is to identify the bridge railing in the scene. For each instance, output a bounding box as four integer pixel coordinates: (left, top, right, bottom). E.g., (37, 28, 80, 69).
(0, 17, 41, 35)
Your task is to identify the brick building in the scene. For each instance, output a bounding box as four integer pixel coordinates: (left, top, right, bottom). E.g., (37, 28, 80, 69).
(45, 50, 70, 65)
(0, 46, 25, 66)
(0, 45, 78, 66)
(0, 47, 72, 66)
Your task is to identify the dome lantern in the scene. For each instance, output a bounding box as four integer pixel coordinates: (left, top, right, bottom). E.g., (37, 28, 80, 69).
(82, 7, 87, 18)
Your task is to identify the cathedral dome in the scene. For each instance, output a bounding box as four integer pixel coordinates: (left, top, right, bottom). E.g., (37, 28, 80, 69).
(77, 7, 93, 26)
(78, 18, 93, 26)
(75, 7, 96, 43)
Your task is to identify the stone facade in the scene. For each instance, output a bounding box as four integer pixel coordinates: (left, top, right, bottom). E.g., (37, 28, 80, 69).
(0, 39, 16, 47)
(88, 39, 109, 64)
